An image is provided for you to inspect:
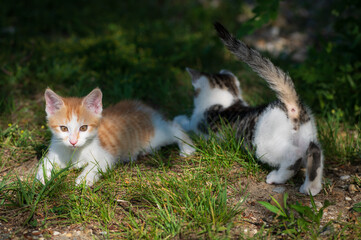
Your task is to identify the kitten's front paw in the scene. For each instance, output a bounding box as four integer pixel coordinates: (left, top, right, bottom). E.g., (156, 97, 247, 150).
(73, 160, 85, 169)
(179, 144, 196, 157)
(299, 182, 322, 196)
(266, 170, 287, 184)
(36, 172, 46, 185)
(36, 166, 50, 185)
(173, 115, 190, 131)
(75, 176, 94, 187)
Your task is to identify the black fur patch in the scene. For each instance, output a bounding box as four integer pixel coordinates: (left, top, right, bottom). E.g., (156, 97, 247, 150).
(197, 104, 223, 134)
(203, 100, 267, 146)
(194, 88, 201, 98)
(298, 100, 311, 124)
(307, 142, 321, 181)
(197, 121, 208, 134)
(288, 158, 302, 172)
(205, 73, 240, 97)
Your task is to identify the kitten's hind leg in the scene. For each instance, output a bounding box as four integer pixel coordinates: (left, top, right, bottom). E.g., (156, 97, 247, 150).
(259, 142, 302, 185)
(299, 142, 323, 196)
(173, 115, 191, 131)
(150, 115, 195, 157)
(266, 157, 303, 184)
(264, 143, 303, 185)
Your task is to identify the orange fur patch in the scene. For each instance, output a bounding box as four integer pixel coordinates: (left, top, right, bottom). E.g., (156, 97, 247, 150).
(98, 101, 155, 157)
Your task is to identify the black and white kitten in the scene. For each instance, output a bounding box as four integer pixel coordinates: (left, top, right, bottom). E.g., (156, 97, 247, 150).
(174, 23, 323, 196)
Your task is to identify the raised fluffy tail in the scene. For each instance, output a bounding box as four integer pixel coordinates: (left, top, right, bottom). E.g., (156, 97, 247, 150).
(214, 22, 302, 130)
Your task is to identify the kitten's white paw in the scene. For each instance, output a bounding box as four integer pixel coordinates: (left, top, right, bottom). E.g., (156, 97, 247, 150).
(36, 166, 51, 185)
(299, 183, 322, 196)
(179, 144, 196, 157)
(75, 176, 94, 187)
(36, 172, 46, 185)
(173, 115, 190, 131)
(73, 161, 85, 169)
(266, 170, 287, 184)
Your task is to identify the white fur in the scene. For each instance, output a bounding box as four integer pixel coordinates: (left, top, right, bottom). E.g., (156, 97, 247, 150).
(143, 112, 195, 157)
(253, 106, 322, 195)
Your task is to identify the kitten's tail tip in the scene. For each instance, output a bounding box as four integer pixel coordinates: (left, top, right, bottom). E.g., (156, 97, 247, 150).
(213, 22, 232, 40)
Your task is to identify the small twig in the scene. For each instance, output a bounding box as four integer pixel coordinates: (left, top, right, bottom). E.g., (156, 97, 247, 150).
(1, 67, 13, 76)
(19, 52, 33, 64)
(241, 218, 265, 227)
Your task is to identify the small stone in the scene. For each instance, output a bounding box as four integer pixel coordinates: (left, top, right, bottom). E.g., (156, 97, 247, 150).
(53, 231, 60, 236)
(315, 201, 323, 208)
(66, 233, 72, 237)
(272, 186, 286, 194)
(32, 231, 41, 236)
(340, 175, 350, 180)
(345, 196, 352, 201)
(100, 231, 108, 235)
(349, 184, 357, 192)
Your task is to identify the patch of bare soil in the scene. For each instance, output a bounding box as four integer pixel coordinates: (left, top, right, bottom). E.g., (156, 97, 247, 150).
(226, 163, 361, 238)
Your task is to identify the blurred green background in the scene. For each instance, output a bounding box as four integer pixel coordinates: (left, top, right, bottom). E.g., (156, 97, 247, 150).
(0, 0, 360, 126)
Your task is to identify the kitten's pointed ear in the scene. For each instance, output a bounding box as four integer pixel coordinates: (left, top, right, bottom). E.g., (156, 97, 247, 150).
(45, 88, 64, 116)
(186, 67, 202, 85)
(83, 88, 103, 115)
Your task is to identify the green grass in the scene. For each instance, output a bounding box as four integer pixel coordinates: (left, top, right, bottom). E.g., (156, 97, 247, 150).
(259, 193, 332, 238)
(1, 0, 361, 239)
(318, 111, 361, 164)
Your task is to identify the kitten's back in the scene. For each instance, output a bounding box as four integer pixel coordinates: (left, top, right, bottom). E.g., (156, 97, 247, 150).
(98, 101, 155, 158)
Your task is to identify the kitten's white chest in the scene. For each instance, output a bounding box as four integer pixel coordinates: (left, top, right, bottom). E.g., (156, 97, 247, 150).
(48, 137, 112, 168)
(73, 137, 113, 167)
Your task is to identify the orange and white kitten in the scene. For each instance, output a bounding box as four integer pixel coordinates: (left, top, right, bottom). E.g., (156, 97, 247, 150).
(37, 88, 195, 186)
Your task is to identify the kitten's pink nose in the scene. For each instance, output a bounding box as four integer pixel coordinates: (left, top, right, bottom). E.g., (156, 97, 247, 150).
(69, 139, 78, 146)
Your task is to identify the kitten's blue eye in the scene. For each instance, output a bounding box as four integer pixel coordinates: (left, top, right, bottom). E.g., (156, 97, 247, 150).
(79, 125, 88, 132)
(60, 126, 68, 132)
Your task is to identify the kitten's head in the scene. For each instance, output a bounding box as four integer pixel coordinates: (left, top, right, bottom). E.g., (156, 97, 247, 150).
(45, 88, 103, 148)
(186, 68, 243, 108)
